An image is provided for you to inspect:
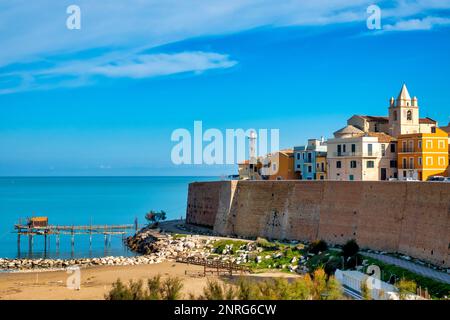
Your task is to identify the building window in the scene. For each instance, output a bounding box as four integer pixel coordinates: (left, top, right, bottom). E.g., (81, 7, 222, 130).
(321, 163, 324, 172)
(409, 158, 414, 169)
(307, 152, 312, 163)
(407, 110, 412, 121)
(390, 143, 396, 153)
(350, 161, 357, 168)
(418, 140, 422, 150)
(438, 157, 445, 166)
(431, 127, 436, 133)
(426, 140, 432, 149)
(296, 164, 301, 169)
(418, 157, 422, 166)
(408, 140, 414, 152)
(296, 153, 300, 160)
(368, 144, 373, 156)
(402, 141, 407, 152)
(439, 140, 445, 149)
(336, 161, 342, 169)
(426, 157, 433, 166)
(390, 160, 397, 168)
(302, 153, 306, 160)
(351, 144, 356, 154)
(381, 144, 386, 156)
(402, 158, 407, 169)
(343, 144, 346, 153)
(374, 123, 379, 132)
(308, 166, 312, 173)
(367, 161, 375, 168)
(349, 175, 354, 181)
(272, 164, 277, 172)
(320, 175, 324, 180)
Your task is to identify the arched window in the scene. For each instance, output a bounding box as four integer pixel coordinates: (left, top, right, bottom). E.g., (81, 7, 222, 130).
(407, 110, 412, 121)
(393, 111, 397, 121)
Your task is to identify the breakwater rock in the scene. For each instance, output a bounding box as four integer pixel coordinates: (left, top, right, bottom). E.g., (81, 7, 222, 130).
(0, 255, 164, 272)
(125, 227, 213, 261)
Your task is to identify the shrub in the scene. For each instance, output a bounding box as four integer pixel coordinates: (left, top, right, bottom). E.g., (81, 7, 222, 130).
(396, 279, 417, 300)
(308, 240, 328, 254)
(197, 279, 237, 300)
(255, 237, 279, 250)
(360, 281, 372, 300)
(342, 239, 359, 258)
(105, 275, 183, 300)
(324, 257, 342, 276)
(160, 277, 184, 300)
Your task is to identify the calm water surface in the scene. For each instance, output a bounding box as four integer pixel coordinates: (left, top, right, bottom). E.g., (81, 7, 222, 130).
(0, 176, 216, 259)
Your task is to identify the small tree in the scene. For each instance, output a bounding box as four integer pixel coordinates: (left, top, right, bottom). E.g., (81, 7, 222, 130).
(396, 279, 417, 300)
(360, 280, 372, 300)
(342, 239, 359, 258)
(145, 210, 167, 226)
(308, 239, 328, 254)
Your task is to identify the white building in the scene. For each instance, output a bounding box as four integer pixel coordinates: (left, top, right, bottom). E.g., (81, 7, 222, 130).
(327, 127, 398, 181)
(335, 269, 425, 300)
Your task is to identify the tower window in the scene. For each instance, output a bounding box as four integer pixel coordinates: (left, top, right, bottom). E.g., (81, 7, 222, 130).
(393, 111, 397, 121)
(407, 110, 412, 121)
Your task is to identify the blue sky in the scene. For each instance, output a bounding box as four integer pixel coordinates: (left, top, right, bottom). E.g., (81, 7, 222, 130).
(1, 0, 450, 176)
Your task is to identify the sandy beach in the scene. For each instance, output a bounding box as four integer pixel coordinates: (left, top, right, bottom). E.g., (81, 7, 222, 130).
(0, 261, 297, 300)
(0, 262, 211, 300)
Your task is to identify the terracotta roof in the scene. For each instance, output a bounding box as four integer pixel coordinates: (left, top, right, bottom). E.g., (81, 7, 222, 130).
(359, 115, 389, 123)
(419, 117, 437, 124)
(278, 149, 294, 156)
(365, 132, 396, 143)
(440, 123, 450, 134)
(334, 125, 364, 137)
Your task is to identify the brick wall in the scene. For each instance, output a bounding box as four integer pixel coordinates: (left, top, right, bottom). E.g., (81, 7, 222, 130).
(186, 180, 450, 267)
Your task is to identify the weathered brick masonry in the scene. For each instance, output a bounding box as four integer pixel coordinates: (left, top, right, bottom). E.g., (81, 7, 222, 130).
(186, 180, 450, 267)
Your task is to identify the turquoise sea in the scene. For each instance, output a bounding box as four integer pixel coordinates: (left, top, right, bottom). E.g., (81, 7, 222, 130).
(0, 176, 216, 259)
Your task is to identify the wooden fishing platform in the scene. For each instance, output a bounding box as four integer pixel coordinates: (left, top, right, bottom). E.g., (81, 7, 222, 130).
(14, 216, 139, 256)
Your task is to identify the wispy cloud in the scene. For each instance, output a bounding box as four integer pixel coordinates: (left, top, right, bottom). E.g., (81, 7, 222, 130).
(0, 51, 237, 94)
(383, 16, 450, 31)
(1, 0, 450, 93)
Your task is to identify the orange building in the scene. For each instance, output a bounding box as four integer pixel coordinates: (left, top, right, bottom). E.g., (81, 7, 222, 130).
(398, 128, 449, 181)
(261, 149, 299, 180)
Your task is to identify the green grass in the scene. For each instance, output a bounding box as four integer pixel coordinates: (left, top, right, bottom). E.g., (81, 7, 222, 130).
(212, 239, 249, 254)
(171, 234, 188, 239)
(362, 256, 450, 299)
(244, 245, 306, 273)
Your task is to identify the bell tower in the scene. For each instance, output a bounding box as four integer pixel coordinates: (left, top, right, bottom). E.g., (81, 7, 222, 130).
(388, 84, 420, 137)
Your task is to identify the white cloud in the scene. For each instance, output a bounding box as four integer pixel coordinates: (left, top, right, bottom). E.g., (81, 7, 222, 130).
(0, 51, 237, 94)
(383, 16, 450, 31)
(1, 0, 450, 93)
(91, 52, 237, 78)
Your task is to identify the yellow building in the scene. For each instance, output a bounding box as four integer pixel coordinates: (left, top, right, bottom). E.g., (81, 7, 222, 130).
(315, 155, 327, 180)
(440, 123, 450, 177)
(398, 128, 449, 181)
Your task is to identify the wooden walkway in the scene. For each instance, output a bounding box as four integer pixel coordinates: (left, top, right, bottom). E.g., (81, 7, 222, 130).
(177, 256, 251, 276)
